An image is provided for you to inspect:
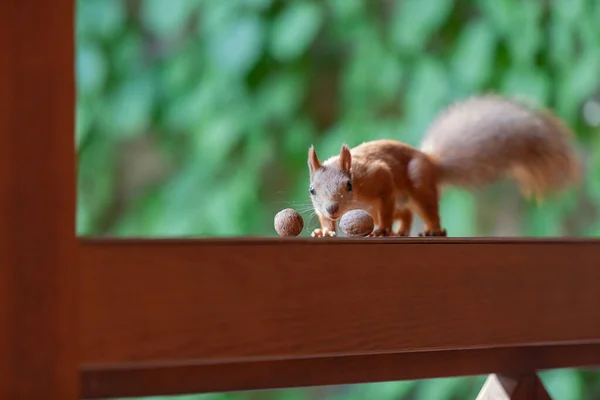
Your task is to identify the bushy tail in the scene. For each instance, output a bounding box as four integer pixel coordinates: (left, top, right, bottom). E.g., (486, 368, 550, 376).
(420, 95, 581, 200)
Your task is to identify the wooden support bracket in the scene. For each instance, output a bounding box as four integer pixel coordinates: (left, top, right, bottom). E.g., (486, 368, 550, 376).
(476, 373, 552, 400)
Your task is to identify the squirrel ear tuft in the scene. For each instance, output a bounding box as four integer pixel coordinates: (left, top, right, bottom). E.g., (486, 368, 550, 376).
(308, 145, 322, 174)
(339, 144, 352, 173)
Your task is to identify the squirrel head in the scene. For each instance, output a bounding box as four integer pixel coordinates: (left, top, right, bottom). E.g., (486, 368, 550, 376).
(307, 144, 354, 220)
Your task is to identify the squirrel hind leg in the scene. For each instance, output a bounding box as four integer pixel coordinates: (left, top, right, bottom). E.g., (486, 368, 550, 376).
(393, 207, 413, 236)
(406, 156, 448, 237)
(410, 192, 447, 237)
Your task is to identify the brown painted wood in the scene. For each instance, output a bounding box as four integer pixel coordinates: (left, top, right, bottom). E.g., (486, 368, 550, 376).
(80, 238, 600, 365)
(476, 373, 552, 400)
(0, 0, 78, 399)
(81, 343, 600, 398)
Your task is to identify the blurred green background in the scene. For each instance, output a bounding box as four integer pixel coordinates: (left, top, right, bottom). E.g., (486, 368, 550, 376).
(76, 0, 600, 398)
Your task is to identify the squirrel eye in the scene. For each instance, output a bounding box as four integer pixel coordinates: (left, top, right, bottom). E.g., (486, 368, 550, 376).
(346, 181, 353, 192)
(309, 184, 316, 195)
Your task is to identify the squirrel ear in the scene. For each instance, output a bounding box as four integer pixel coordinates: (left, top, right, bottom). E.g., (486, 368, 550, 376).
(339, 144, 352, 173)
(308, 145, 322, 174)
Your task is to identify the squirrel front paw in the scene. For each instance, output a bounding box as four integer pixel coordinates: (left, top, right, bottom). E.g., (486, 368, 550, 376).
(311, 228, 337, 238)
(418, 228, 447, 237)
(368, 228, 391, 237)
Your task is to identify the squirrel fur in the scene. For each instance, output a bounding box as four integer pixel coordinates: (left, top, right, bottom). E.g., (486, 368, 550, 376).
(307, 94, 581, 237)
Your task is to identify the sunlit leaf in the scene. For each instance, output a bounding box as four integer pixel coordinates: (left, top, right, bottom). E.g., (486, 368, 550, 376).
(403, 57, 450, 145)
(390, 0, 452, 53)
(206, 15, 266, 76)
(141, 0, 199, 38)
(76, 0, 125, 40)
(76, 42, 107, 95)
(270, 1, 323, 61)
(505, 0, 543, 66)
(548, 15, 574, 70)
(256, 70, 306, 123)
(99, 73, 156, 137)
(450, 20, 496, 90)
(551, 0, 586, 27)
(476, 0, 515, 36)
(556, 51, 600, 121)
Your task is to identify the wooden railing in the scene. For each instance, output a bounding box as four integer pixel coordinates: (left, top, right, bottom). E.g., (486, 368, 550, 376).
(2, 1, 600, 399)
(77, 238, 600, 399)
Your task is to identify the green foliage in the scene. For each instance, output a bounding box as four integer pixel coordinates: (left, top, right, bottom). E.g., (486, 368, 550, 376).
(76, 0, 600, 398)
(76, 0, 600, 238)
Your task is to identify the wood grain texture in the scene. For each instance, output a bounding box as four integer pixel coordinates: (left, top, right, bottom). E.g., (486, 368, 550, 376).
(0, 0, 78, 399)
(80, 238, 600, 365)
(81, 343, 600, 398)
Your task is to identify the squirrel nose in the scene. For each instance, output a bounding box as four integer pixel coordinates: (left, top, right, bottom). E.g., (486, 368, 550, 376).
(326, 203, 339, 215)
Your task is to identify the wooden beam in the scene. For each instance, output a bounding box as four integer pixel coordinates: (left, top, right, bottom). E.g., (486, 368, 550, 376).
(81, 343, 600, 398)
(80, 238, 600, 365)
(0, 0, 78, 399)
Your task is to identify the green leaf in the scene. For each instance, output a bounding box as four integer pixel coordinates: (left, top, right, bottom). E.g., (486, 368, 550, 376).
(75, 102, 92, 150)
(450, 20, 496, 90)
(191, 112, 247, 176)
(403, 57, 450, 145)
(439, 189, 478, 237)
(76, 42, 107, 95)
(501, 67, 550, 105)
(524, 201, 564, 237)
(206, 15, 266, 76)
(476, 0, 515, 36)
(270, 1, 323, 61)
(505, 0, 543, 66)
(551, 0, 586, 27)
(111, 30, 144, 76)
(415, 377, 471, 400)
(141, 0, 199, 38)
(341, 26, 403, 111)
(585, 135, 600, 202)
(163, 49, 199, 96)
(77, 135, 116, 235)
(99, 73, 156, 137)
(283, 118, 317, 163)
(76, 0, 125, 40)
(76, 185, 92, 235)
(244, 0, 274, 11)
(548, 14, 574, 70)
(390, 0, 452, 53)
(327, 0, 365, 21)
(255, 70, 306, 123)
(540, 369, 584, 400)
(556, 51, 600, 121)
(360, 381, 415, 399)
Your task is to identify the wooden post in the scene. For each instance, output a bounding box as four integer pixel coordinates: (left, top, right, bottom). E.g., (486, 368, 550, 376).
(476, 373, 552, 400)
(0, 0, 78, 399)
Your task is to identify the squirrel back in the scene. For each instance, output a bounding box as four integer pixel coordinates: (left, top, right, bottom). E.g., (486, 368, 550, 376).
(419, 94, 581, 199)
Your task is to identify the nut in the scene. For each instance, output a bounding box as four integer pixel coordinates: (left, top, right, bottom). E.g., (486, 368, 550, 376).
(339, 209, 374, 237)
(274, 208, 304, 237)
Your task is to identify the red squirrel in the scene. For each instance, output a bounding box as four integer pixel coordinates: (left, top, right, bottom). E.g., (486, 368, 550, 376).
(307, 94, 581, 237)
